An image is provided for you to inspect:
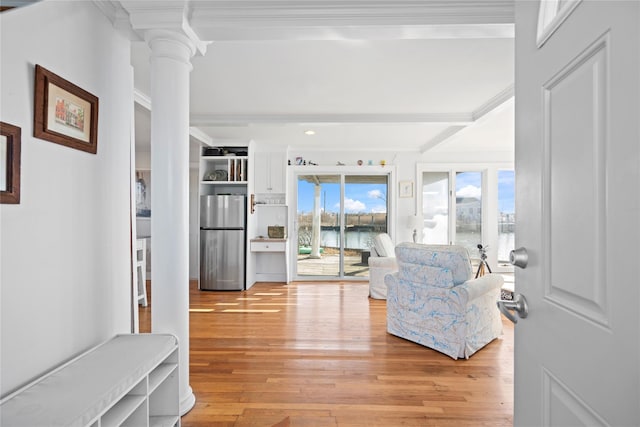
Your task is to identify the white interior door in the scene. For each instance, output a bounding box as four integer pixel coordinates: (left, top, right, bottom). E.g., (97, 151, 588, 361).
(514, 1, 639, 425)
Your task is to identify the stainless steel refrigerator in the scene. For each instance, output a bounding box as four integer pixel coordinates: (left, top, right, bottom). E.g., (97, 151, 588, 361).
(200, 195, 246, 291)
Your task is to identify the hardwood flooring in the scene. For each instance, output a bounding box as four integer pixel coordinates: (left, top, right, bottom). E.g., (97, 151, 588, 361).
(140, 280, 514, 426)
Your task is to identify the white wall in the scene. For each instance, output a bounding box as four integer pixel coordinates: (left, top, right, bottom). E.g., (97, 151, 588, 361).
(0, 1, 133, 395)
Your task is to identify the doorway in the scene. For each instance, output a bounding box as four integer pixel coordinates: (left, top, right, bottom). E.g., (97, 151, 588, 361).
(294, 172, 389, 280)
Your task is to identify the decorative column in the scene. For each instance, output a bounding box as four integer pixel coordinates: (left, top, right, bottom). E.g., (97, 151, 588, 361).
(310, 183, 322, 259)
(147, 29, 196, 415)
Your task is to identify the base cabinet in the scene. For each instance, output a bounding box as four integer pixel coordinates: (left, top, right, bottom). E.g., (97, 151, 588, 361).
(0, 334, 180, 427)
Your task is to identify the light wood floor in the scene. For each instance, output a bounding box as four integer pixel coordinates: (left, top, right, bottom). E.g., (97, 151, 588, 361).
(140, 280, 514, 426)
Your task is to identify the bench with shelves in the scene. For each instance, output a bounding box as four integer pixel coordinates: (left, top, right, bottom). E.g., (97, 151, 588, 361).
(0, 334, 180, 427)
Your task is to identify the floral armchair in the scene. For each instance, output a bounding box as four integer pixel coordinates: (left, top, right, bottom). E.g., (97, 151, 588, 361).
(385, 243, 503, 359)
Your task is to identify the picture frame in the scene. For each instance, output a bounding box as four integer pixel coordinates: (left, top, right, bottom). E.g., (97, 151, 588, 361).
(0, 121, 22, 204)
(34, 64, 99, 154)
(399, 180, 413, 198)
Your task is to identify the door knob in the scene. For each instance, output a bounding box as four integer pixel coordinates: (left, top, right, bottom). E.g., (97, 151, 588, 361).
(497, 294, 529, 324)
(509, 247, 528, 269)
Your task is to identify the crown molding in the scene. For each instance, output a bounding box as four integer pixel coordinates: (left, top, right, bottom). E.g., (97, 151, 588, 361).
(190, 1, 515, 26)
(190, 1, 514, 40)
(107, 0, 513, 42)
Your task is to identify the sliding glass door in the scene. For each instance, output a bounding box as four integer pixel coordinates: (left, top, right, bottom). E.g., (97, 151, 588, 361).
(421, 166, 515, 272)
(422, 170, 483, 257)
(295, 173, 388, 279)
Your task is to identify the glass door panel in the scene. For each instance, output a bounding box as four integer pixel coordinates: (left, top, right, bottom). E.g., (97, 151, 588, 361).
(296, 175, 341, 277)
(455, 171, 483, 258)
(422, 172, 449, 244)
(344, 175, 388, 277)
(498, 169, 515, 266)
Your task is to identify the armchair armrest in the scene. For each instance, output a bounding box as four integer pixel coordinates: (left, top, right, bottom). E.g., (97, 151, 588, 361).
(369, 256, 397, 269)
(456, 274, 504, 302)
(369, 256, 398, 299)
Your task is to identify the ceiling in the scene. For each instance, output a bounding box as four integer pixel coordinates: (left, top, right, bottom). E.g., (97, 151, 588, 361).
(118, 1, 515, 159)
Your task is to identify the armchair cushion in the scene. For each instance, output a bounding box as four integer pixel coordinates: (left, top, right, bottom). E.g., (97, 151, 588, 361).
(373, 233, 395, 257)
(395, 243, 472, 286)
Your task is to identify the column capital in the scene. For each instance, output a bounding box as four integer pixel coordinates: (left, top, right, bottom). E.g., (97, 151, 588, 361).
(145, 29, 198, 69)
(120, 1, 209, 56)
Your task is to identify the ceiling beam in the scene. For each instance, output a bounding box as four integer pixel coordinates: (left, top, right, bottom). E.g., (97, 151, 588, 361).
(189, 113, 473, 127)
(419, 85, 514, 153)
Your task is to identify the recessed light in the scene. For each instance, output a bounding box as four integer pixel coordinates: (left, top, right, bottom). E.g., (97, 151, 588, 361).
(304, 130, 316, 136)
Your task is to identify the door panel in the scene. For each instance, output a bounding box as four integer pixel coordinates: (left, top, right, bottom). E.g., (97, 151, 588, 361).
(454, 171, 483, 255)
(422, 172, 449, 244)
(297, 175, 341, 277)
(543, 33, 609, 325)
(515, 1, 639, 425)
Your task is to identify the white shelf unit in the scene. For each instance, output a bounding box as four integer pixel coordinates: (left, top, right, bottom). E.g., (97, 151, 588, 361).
(0, 334, 180, 427)
(200, 156, 248, 184)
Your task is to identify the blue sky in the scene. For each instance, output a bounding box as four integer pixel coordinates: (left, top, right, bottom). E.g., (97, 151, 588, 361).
(297, 180, 387, 214)
(297, 170, 515, 214)
(455, 171, 515, 213)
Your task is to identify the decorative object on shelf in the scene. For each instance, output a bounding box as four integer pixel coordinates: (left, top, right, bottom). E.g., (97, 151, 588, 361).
(336, 161, 345, 166)
(380, 160, 386, 166)
(357, 160, 363, 166)
(204, 170, 228, 181)
(268, 226, 285, 239)
(0, 121, 21, 204)
(308, 161, 317, 165)
(203, 147, 222, 156)
(368, 160, 373, 165)
(33, 65, 99, 154)
(399, 180, 413, 198)
(295, 157, 303, 165)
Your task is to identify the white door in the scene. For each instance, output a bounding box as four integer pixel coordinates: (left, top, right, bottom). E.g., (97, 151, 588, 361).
(513, 1, 639, 425)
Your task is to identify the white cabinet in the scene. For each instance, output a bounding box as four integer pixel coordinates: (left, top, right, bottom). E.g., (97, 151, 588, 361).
(250, 239, 286, 252)
(254, 151, 285, 194)
(0, 334, 180, 427)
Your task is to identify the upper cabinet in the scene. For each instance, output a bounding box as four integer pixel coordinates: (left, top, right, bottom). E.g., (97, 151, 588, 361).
(254, 151, 286, 194)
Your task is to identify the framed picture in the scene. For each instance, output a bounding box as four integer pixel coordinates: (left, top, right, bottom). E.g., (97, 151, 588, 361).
(399, 180, 413, 198)
(34, 65, 99, 154)
(0, 121, 22, 204)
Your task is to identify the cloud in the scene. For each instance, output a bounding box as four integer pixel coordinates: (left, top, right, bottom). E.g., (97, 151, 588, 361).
(368, 189, 383, 199)
(338, 198, 366, 212)
(456, 185, 481, 199)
